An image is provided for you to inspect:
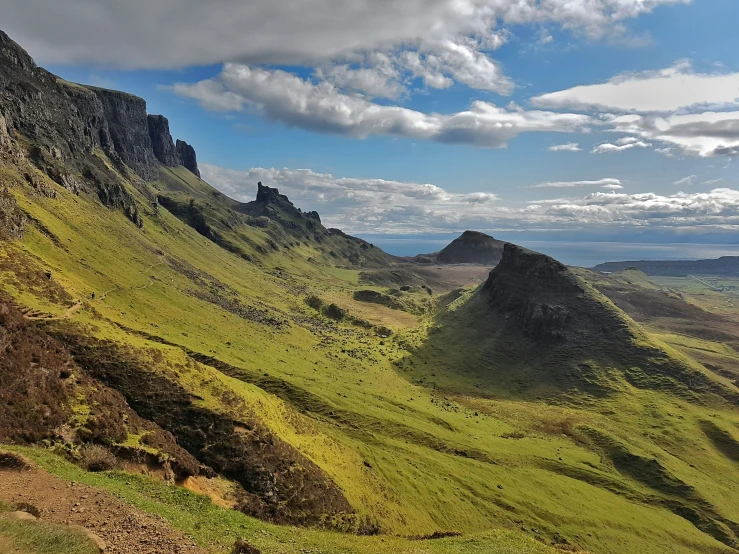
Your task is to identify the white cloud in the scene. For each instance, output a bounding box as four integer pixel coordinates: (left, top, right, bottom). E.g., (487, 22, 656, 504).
(201, 164, 500, 233)
(201, 163, 739, 234)
(601, 184, 624, 190)
(527, 188, 739, 227)
(591, 136, 652, 153)
(673, 175, 696, 187)
(548, 142, 582, 152)
(606, 110, 739, 156)
(703, 178, 723, 185)
(4, 0, 687, 69)
(532, 62, 739, 113)
(526, 178, 623, 189)
(172, 64, 590, 147)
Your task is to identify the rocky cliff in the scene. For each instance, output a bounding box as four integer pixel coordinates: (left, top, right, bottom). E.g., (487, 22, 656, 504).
(0, 29, 200, 225)
(147, 114, 179, 168)
(148, 116, 201, 177)
(482, 244, 589, 340)
(175, 139, 200, 177)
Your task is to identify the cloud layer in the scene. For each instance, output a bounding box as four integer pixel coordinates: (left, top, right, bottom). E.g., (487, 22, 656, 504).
(534, 62, 739, 157)
(202, 163, 739, 235)
(173, 65, 590, 147)
(4, 0, 686, 69)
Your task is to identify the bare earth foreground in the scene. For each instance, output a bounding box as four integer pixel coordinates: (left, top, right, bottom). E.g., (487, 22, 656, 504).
(0, 457, 206, 554)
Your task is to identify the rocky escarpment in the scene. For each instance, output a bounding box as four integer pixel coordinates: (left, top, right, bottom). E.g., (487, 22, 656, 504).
(0, 30, 200, 226)
(148, 116, 201, 177)
(483, 244, 591, 341)
(147, 114, 179, 168)
(88, 86, 159, 181)
(175, 139, 200, 177)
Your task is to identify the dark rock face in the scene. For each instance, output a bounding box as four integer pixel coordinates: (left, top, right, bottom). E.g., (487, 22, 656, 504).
(148, 115, 179, 167)
(0, 188, 25, 240)
(255, 182, 293, 206)
(436, 230, 506, 265)
(148, 117, 200, 177)
(175, 139, 200, 177)
(0, 29, 203, 225)
(88, 87, 158, 181)
(483, 244, 585, 340)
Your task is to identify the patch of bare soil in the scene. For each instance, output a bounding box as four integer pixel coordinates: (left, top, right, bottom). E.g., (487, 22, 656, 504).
(0, 459, 207, 554)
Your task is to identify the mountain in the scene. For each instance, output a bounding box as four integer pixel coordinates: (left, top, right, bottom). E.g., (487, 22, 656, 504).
(415, 230, 506, 265)
(2, 29, 739, 554)
(593, 256, 739, 276)
(409, 244, 738, 403)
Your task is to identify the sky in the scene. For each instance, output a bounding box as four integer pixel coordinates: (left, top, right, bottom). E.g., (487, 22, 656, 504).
(4, 0, 739, 254)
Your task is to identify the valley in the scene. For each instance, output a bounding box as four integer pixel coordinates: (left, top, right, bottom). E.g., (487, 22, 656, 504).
(1, 28, 738, 554)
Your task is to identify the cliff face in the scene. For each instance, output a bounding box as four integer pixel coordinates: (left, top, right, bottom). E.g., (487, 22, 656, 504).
(88, 87, 159, 181)
(175, 139, 200, 177)
(0, 30, 201, 224)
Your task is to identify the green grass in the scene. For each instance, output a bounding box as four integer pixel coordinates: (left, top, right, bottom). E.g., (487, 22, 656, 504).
(4, 446, 563, 554)
(0, 499, 98, 554)
(1, 160, 739, 554)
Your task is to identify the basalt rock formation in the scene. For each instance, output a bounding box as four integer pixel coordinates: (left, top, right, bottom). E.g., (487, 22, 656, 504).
(148, 114, 180, 167)
(175, 139, 200, 177)
(0, 30, 200, 225)
(478, 244, 739, 403)
(148, 116, 201, 177)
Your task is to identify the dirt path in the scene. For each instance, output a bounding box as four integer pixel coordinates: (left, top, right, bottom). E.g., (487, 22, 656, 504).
(21, 301, 82, 321)
(0, 460, 208, 554)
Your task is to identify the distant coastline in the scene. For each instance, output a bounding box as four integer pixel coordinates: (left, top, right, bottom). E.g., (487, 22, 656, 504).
(356, 236, 739, 267)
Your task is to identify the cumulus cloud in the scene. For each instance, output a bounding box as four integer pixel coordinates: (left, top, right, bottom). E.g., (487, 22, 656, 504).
(526, 178, 623, 189)
(548, 142, 582, 152)
(172, 64, 590, 147)
(591, 136, 652, 153)
(200, 164, 501, 233)
(4, 0, 687, 69)
(532, 62, 739, 113)
(527, 188, 739, 228)
(606, 110, 739, 156)
(531, 61, 739, 158)
(201, 163, 739, 234)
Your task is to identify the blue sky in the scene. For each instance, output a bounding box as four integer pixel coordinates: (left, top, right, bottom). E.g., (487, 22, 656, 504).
(5, 0, 739, 247)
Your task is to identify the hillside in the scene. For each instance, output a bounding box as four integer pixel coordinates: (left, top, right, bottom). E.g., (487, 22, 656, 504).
(1, 29, 739, 554)
(594, 256, 739, 276)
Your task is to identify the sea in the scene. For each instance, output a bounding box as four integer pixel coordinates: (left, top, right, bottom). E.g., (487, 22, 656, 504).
(355, 237, 739, 268)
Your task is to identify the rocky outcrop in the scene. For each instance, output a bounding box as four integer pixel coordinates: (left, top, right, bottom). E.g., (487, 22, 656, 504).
(0, 29, 204, 225)
(435, 230, 506, 265)
(148, 115, 179, 167)
(147, 117, 200, 177)
(483, 244, 589, 340)
(255, 182, 293, 206)
(0, 188, 25, 240)
(87, 86, 158, 181)
(175, 140, 200, 177)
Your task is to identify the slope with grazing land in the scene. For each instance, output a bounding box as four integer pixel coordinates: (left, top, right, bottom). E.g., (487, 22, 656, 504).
(1, 28, 739, 554)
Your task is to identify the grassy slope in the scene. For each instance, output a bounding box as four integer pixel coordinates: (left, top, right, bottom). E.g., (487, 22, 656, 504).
(1, 161, 738, 554)
(0, 499, 98, 554)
